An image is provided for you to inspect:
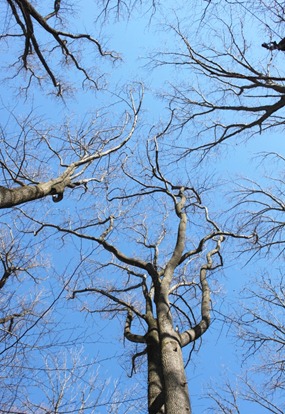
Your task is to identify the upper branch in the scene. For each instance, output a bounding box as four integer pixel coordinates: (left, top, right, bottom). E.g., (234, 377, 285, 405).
(163, 187, 188, 280)
(5, 0, 120, 93)
(32, 215, 152, 274)
(154, 24, 285, 154)
(180, 235, 225, 347)
(72, 287, 145, 321)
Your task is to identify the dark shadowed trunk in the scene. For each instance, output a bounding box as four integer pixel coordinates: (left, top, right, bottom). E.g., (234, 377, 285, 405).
(147, 321, 165, 414)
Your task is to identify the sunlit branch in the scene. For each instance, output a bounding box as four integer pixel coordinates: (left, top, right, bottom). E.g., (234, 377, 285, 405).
(180, 235, 224, 347)
(0, 87, 142, 208)
(169, 281, 196, 295)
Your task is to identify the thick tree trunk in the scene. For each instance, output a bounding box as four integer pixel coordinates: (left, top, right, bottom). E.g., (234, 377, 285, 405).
(160, 332, 191, 413)
(156, 285, 192, 414)
(147, 323, 165, 414)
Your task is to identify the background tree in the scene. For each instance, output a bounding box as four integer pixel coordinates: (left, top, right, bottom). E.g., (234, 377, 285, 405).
(152, 1, 285, 156)
(204, 151, 285, 413)
(4, 0, 119, 94)
(0, 87, 141, 208)
(233, 152, 285, 258)
(206, 272, 285, 414)
(0, 86, 143, 410)
(1, 1, 145, 410)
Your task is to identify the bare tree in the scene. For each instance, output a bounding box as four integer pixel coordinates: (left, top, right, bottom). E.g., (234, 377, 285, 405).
(0, 223, 53, 411)
(238, 274, 285, 394)
(151, 3, 285, 156)
(0, 87, 142, 408)
(23, 135, 253, 414)
(2, 0, 121, 94)
(0, 86, 142, 209)
(0, 225, 139, 413)
(1, 0, 160, 95)
(228, 152, 285, 259)
(0, 2, 150, 409)
(2, 1, 285, 412)
(10, 349, 127, 414)
(206, 272, 285, 414)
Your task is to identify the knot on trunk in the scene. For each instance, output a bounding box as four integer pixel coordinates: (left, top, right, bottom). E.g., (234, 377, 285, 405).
(50, 182, 65, 203)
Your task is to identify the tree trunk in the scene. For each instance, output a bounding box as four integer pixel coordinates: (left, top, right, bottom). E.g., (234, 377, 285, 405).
(147, 322, 165, 414)
(156, 285, 192, 414)
(160, 331, 191, 414)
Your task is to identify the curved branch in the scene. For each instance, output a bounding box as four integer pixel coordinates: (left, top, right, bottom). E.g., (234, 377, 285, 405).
(124, 311, 146, 344)
(180, 235, 225, 347)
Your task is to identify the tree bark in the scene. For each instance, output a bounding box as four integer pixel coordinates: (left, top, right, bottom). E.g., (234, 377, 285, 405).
(147, 321, 165, 414)
(0, 178, 69, 208)
(160, 332, 191, 414)
(156, 284, 192, 414)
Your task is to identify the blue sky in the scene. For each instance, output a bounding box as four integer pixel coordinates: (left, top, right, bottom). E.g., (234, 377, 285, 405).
(1, 1, 285, 412)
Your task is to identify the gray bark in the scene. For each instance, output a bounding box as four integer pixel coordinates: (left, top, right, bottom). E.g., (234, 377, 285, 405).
(0, 178, 69, 208)
(156, 284, 192, 414)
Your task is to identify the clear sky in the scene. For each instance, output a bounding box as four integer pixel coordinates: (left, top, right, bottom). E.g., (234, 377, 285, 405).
(1, 1, 284, 413)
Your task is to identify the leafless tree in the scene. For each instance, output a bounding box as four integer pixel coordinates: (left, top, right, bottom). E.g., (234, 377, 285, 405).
(200, 149, 285, 412)
(0, 224, 140, 413)
(0, 222, 54, 411)
(206, 272, 285, 414)
(0, 85, 143, 408)
(229, 152, 285, 259)
(1, 341, 135, 413)
(2, 1, 285, 412)
(23, 135, 253, 414)
(151, 3, 285, 157)
(0, 85, 142, 209)
(238, 274, 284, 393)
(1, 0, 160, 95)
(2, 0, 121, 94)
(0, 2, 149, 409)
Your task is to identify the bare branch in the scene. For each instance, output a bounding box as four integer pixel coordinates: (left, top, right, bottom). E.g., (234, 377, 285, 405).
(4, 0, 120, 93)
